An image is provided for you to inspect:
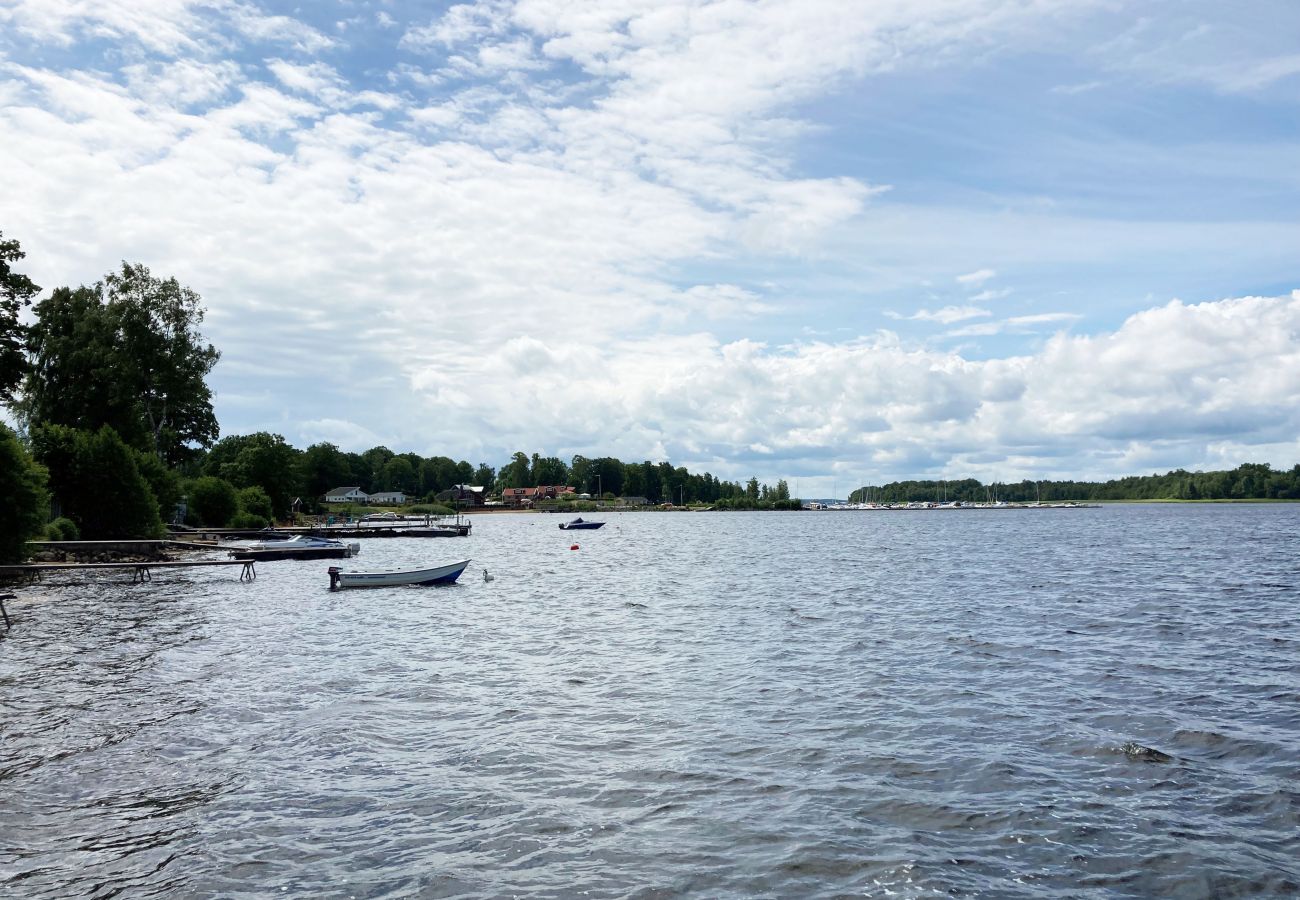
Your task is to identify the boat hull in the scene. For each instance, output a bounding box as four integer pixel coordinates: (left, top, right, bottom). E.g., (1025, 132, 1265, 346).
(558, 521, 604, 530)
(233, 545, 356, 561)
(328, 559, 471, 589)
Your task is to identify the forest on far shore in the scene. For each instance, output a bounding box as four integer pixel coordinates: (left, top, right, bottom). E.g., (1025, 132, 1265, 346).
(849, 462, 1300, 504)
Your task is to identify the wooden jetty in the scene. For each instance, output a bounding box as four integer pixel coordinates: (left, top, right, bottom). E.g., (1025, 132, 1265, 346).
(172, 520, 471, 541)
(0, 559, 256, 584)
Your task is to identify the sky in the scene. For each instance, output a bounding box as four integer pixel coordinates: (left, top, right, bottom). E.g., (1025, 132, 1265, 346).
(2, 0, 1298, 495)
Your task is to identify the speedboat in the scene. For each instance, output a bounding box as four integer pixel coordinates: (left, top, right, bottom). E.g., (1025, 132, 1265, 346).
(328, 559, 471, 589)
(558, 517, 604, 530)
(228, 534, 360, 559)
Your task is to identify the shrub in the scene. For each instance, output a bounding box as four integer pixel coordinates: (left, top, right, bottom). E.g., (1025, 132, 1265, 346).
(237, 486, 273, 522)
(46, 517, 81, 541)
(230, 512, 269, 529)
(188, 476, 238, 526)
(408, 503, 455, 516)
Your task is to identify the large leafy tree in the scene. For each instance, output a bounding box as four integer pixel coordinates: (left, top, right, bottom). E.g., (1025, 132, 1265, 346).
(21, 262, 219, 465)
(187, 475, 238, 527)
(302, 442, 353, 500)
(499, 451, 531, 488)
(0, 232, 40, 403)
(207, 432, 301, 519)
(0, 423, 48, 562)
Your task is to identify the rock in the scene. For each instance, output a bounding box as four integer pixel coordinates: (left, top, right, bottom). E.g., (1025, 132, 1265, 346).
(1121, 741, 1173, 763)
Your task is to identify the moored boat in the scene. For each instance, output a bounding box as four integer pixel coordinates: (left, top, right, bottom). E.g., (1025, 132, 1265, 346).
(558, 517, 604, 530)
(327, 558, 471, 589)
(228, 534, 360, 560)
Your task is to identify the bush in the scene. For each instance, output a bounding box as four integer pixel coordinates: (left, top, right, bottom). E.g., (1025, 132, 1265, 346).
(188, 475, 238, 526)
(408, 504, 455, 516)
(230, 512, 269, 529)
(45, 517, 81, 540)
(237, 485, 273, 521)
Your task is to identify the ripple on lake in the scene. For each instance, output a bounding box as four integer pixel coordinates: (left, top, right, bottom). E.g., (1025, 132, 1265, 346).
(2, 505, 1299, 897)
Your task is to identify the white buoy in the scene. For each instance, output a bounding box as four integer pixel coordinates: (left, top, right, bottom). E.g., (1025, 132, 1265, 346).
(483, 568, 494, 582)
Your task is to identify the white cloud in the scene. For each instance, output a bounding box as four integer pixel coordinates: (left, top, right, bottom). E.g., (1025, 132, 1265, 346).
(956, 268, 996, 285)
(266, 59, 343, 95)
(2, 0, 1298, 491)
(393, 290, 1300, 483)
(890, 305, 993, 325)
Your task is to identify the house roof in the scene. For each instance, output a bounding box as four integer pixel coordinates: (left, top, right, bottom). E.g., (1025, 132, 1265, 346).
(325, 486, 364, 497)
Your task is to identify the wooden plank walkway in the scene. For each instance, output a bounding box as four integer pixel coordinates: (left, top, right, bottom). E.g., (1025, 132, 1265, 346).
(0, 559, 256, 584)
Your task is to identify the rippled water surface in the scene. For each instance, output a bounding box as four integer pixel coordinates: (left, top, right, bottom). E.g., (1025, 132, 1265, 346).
(3, 505, 1299, 898)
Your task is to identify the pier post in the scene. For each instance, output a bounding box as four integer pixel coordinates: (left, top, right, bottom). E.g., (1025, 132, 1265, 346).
(0, 593, 12, 630)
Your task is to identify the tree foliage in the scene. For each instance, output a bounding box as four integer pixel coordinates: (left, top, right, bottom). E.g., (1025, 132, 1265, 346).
(0, 231, 40, 402)
(0, 423, 48, 562)
(188, 476, 238, 527)
(30, 425, 162, 539)
(21, 262, 219, 465)
(848, 464, 1300, 503)
(205, 432, 301, 519)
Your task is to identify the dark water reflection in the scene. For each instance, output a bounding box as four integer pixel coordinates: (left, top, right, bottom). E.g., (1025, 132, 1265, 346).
(2, 505, 1299, 897)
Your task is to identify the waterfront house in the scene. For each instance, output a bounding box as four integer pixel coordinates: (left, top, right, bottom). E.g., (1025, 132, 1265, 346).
(502, 485, 575, 508)
(325, 486, 369, 504)
(435, 484, 485, 508)
(368, 491, 408, 506)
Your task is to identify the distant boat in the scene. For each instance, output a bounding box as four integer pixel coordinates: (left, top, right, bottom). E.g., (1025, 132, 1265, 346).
(327, 559, 471, 590)
(229, 534, 360, 560)
(558, 517, 604, 530)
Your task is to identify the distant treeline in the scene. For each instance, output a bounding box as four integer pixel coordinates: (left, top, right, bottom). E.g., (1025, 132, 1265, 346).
(849, 463, 1300, 504)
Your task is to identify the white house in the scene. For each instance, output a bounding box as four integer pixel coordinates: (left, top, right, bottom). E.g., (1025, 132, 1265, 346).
(367, 491, 408, 506)
(325, 486, 369, 503)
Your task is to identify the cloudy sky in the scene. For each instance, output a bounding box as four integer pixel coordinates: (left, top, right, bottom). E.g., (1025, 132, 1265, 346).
(2, 0, 1298, 493)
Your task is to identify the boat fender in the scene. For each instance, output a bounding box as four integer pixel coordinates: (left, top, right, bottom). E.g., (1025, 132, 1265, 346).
(570, 544, 579, 551)
(328, 566, 341, 591)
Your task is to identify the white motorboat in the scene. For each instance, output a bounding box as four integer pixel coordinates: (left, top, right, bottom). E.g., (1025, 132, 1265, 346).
(228, 534, 360, 559)
(327, 558, 471, 590)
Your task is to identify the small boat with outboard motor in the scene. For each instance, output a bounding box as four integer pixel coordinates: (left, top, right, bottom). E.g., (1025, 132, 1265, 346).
(327, 559, 471, 589)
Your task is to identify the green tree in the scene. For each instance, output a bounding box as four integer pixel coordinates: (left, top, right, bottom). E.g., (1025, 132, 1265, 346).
(213, 432, 301, 519)
(302, 442, 353, 503)
(532, 455, 569, 486)
(472, 462, 495, 490)
(361, 446, 394, 489)
(774, 478, 790, 501)
(380, 456, 418, 494)
(20, 263, 220, 464)
(0, 231, 40, 402)
(30, 425, 162, 538)
(0, 423, 48, 563)
(499, 451, 531, 488)
(188, 475, 238, 526)
(236, 485, 273, 524)
(134, 446, 183, 524)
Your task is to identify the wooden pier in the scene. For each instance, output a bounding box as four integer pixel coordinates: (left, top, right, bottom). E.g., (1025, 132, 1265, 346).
(0, 558, 256, 584)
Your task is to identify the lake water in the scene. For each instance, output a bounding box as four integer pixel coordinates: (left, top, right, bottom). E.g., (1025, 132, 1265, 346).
(2, 505, 1298, 898)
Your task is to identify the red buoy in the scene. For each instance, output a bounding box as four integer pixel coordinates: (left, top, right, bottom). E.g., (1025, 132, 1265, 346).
(570, 544, 579, 550)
